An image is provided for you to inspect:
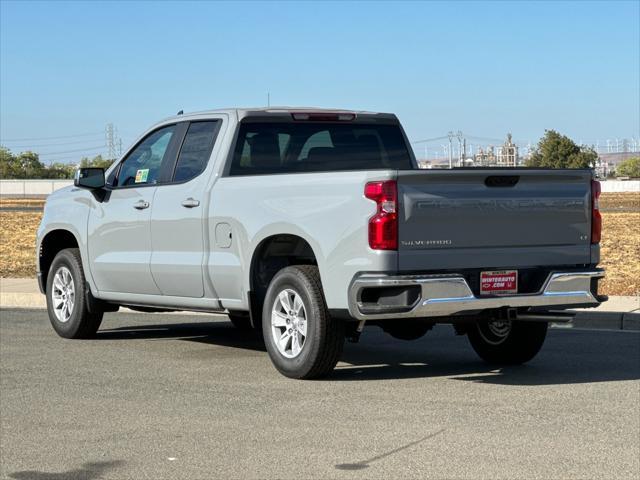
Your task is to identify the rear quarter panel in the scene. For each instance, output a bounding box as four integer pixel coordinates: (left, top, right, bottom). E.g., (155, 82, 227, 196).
(210, 170, 398, 310)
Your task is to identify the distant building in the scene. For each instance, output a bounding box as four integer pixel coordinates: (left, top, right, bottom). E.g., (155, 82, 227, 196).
(473, 134, 519, 167)
(474, 146, 496, 166)
(497, 133, 519, 166)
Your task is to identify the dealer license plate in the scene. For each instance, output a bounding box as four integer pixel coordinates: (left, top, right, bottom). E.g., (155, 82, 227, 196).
(480, 270, 518, 295)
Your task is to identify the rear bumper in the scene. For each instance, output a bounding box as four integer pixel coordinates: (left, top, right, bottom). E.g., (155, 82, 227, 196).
(348, 269, 605, 320)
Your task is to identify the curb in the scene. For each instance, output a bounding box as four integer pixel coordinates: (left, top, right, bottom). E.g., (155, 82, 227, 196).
(554, 311, 640, 331)
(0, 293, 46, 310)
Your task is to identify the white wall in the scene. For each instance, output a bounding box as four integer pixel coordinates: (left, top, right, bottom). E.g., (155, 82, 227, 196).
(0, 180, 73, 197)
(600, 180, 640, 193)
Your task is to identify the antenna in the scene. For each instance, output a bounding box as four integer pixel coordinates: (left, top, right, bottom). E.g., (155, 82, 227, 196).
(177, 110, 183, 115)
(267, 92, 270, 107)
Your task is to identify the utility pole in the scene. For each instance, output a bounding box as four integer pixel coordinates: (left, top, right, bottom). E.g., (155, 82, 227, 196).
(267, 92, 270, 107)
(453, 131, 463, 166)
(447, 131, 455, 168)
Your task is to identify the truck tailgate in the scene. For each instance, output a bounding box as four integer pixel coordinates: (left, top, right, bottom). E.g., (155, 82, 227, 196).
(397, 169, 593, 271)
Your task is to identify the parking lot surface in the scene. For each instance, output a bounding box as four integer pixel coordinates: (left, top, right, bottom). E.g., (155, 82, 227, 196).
(1, 309, 639, 479)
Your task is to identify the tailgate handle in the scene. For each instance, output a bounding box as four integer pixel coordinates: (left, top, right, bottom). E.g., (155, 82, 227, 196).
(485, 175, 519, 187)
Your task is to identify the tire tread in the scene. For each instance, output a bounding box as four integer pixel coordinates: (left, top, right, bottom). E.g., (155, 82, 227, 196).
(47, 248, 103, 339)
(263, 265, 344, 379)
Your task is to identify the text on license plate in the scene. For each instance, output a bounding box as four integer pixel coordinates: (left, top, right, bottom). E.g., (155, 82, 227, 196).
(480, 270, 518, 295)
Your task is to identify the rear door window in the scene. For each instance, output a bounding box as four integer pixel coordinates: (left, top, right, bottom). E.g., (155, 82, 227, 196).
(173, 121, 220, 182)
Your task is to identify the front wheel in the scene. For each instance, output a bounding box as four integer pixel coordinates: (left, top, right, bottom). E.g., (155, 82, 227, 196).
(467, 319, 548, 365)
(46, 248, 103, 339)
(262, 265, 344, 379)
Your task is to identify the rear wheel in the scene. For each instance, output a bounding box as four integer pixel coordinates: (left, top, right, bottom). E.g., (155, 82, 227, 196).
(46, 248, 103, 339)
(262, 265, 344, 379)
(467, 319, 548, 364)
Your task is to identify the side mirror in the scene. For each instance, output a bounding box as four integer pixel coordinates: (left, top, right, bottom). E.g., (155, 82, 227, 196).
(74, 167, 105, 190)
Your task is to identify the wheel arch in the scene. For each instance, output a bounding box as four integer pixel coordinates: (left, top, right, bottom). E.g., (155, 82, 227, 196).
(38, 229, 81, 287)
(247, 233, 322, 327)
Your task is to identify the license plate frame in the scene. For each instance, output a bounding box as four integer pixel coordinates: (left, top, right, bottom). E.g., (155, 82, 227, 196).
(480, 270, 518, 295)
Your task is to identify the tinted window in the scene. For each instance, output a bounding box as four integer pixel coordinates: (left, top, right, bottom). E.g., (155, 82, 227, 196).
(116, 126, 175, 187)
(229, 122, 412, 175)
(299, 130, 333, 159)
(173, 121, 219, 182)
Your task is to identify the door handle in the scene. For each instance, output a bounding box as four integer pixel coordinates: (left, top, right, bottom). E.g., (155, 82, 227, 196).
(133, 200, 150, 210)
(181, 198, 200, 208)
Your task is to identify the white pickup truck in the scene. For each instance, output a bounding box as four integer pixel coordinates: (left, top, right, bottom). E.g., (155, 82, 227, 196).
(37, 108, 605, 378)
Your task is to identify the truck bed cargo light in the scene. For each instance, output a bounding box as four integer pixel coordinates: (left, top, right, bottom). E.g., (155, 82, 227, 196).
(291, 112, 356, 121)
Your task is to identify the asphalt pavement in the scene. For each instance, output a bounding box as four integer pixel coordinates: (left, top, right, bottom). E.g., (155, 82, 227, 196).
(1, 309, 639, 479)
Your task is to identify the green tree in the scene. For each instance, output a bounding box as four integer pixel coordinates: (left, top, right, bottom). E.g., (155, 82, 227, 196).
(79, 154, 114, 169)
(0, 147, 18, 178)
(0, 146, 78, 179)
(45, 162, 76, 179)
(17, 151, 46, 178)
(526, 130, 598, 169)
(0, 148, 46, 178)
(616, 157, 640, 177)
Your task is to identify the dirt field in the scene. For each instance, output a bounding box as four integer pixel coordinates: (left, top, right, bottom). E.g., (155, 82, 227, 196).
(598, 211, 640, 295)
(0, 197, 46, 208)
(1, 193, 638, 296)
(0, 211, 40, 278)
(599, 192, 640, 211)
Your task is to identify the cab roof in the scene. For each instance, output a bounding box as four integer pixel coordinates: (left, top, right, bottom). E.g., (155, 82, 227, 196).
(160, 107, 398, 123)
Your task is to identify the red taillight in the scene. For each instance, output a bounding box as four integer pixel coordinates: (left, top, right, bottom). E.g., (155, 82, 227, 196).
(365, 180, 398, 250)
(591, 179, 602, 244)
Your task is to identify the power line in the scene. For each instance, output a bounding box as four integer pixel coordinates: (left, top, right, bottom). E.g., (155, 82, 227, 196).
(2, 138, 111, 149)
(36, 145, 106, 157)
(0, 132, 104, 142)
(462, 133, 504, 143)
(411, 135, 449, 144)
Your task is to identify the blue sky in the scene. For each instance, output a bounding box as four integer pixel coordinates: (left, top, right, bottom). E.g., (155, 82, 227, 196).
(1, 0, 638, 163)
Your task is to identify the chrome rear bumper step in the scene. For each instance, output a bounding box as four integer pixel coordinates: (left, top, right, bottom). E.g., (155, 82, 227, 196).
(348, 270, 604, 320)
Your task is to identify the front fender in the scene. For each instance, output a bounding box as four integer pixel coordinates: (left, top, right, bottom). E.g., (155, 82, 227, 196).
(37, 189, 97, 294)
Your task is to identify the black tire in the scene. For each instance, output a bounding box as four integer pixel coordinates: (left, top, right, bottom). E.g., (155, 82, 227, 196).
(46, 248, 103, 339)
(227, 311, 252, 330)
(467, 319, 548, 365)
(262, 265, 344, 379)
